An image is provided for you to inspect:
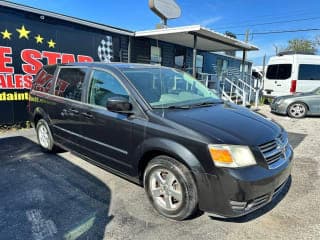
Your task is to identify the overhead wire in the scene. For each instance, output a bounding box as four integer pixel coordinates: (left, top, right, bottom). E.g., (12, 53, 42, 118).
(235, 28, 320, 36)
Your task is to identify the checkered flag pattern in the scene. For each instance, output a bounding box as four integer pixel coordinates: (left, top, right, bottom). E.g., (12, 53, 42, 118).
(97, 35, 113, 62)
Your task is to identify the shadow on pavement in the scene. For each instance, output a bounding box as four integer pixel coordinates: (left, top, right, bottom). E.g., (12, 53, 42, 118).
(210, 176, 292, 223)
(0, 136, 112, 240)
(287, 132, 307, 149)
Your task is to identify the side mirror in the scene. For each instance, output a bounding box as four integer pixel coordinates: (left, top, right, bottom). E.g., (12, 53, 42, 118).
(106, 96, 132, 114)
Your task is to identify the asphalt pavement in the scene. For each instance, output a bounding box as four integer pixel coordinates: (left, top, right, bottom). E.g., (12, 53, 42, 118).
(0, 105, 319, 240)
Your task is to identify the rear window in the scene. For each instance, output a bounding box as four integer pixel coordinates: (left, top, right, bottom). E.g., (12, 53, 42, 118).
(32, 65, 57, 92)
(298, 64, 320, 80)
(266, 64, 292, 80)
(55, 67, 87, 101)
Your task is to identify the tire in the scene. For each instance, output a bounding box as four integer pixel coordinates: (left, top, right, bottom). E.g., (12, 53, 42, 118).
(287, 102, 307, 118)
(143, 155, 198, 221)
(36, 119, 58, 152)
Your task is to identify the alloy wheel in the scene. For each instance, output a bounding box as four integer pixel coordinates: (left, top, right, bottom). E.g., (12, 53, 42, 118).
(38, 124, 50, 149)
(289, 103, 306, 118)
(149, 169, 183, 211)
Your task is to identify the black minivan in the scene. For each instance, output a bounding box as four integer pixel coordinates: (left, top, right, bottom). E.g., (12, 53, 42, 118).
(29, 63, 293, 220)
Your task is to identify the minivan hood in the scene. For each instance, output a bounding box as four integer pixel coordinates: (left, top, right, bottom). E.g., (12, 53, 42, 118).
(156, 103, 282, 146)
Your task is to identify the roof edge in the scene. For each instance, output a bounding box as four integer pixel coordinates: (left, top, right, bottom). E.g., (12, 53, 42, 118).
(0, 1, 134, 36)
(135, 25, 259, 51)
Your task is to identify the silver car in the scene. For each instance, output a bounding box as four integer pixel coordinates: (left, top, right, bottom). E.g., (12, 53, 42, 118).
(271, 87, 320, 118)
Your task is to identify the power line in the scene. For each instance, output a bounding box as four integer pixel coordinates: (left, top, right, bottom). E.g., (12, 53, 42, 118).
(211, 9, 316, 29)
(236, 28, 320, 36)
(214, 16, 320, 30)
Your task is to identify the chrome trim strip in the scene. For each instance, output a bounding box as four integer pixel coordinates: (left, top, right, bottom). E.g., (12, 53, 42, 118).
(54, 135, 132, 168)
(268, 145, 292, 169)
(53, 125, 128, 155)
(263, 148, 283, 159)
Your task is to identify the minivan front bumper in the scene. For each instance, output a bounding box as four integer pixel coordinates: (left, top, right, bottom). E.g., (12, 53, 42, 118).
(194, 146, 293, 218)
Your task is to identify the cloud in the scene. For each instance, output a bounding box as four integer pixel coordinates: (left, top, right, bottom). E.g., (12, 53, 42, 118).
(199, 17, 222, 27)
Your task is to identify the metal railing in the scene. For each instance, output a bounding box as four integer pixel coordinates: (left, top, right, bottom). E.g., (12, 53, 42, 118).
(197, 70, 263, 108)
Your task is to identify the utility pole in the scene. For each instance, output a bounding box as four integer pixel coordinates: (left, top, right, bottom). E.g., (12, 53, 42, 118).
(262, 54, 266, 77)
(242, 29, 250, 75)
(244, 29, 250, 43)
(273, 44, 279, 55)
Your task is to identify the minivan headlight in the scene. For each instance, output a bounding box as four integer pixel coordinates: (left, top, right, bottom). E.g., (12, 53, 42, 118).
(208, 144, 256, 168)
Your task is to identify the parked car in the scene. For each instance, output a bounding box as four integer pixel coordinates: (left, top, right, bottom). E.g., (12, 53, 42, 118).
(263, 52, 320, 97)
(271, 87, 320, 118)
(29, 63, 293, 220)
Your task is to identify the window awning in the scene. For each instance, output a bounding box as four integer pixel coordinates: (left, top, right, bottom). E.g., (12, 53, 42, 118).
(135, 25, 258, 52)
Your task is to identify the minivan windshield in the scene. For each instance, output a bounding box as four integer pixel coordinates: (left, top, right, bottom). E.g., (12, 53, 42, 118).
(121, 67, 221, 108)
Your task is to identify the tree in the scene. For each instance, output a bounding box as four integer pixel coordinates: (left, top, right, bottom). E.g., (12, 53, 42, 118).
(285, 38, 317, 54)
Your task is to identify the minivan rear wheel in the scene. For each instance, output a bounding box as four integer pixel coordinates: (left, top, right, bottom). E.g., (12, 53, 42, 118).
(143, 156, 198, 221)
(36, 119, 58, 152)
(288, 102, 307, 118)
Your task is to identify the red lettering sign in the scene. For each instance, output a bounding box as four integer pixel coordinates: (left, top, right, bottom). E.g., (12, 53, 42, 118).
(21, 49, 43, 75)
(0, 47, 14, 73)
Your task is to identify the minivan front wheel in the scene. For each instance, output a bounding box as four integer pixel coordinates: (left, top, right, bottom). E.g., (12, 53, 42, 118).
(36, 119, 55, 152)
(143, 156, 198, 220)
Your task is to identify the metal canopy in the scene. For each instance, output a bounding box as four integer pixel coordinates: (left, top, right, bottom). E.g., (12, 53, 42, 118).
(135, 25, 259, 51)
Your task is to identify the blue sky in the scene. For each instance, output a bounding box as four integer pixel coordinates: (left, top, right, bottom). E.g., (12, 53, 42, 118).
(8, 0, 320, 65)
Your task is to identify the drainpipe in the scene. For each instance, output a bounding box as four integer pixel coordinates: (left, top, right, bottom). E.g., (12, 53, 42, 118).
(192, 34, 197, 77)
(128, 36, 132, 63)
(241, 49, 246, 77)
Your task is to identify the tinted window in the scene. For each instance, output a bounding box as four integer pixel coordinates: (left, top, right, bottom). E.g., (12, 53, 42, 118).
(266, 64, 292, 80)
(88, 70, 128, 107)
(55, 68, 87, 101)
(266, 65, 277, 79)
(32, 65, 57, 92)
(298, 64, 320, 80)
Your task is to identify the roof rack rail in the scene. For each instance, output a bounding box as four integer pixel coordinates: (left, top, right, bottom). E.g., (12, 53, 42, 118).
(277, 50, 315, 56)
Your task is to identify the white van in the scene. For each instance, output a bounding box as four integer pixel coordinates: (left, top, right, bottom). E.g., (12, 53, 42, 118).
(263, 52, 320, 97)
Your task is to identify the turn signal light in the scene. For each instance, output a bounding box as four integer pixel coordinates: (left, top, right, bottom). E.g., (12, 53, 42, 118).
(209, 148, 233, 163)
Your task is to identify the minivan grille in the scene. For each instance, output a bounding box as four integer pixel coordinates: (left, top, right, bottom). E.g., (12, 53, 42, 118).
(259, 134, 288, 165)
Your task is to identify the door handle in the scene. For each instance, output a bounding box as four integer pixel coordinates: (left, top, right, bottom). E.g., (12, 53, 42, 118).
(81, 112, 93, 119)
(61, 108, 68, 117)
(69, 109, 79, 114)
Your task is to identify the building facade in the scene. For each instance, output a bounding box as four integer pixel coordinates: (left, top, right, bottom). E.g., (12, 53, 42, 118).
(0, 2, 254, 124)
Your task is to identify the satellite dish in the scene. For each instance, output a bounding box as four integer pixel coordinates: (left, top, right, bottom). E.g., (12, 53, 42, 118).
(149, 0, 181, 25)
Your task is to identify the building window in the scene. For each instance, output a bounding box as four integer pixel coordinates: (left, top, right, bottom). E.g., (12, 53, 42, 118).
(240, 63, 249, 73)
(217, 59, 228, 79)
(175, 55, 184, 68)
(196, 55, 204, 73)
(150, 46, 162, 64)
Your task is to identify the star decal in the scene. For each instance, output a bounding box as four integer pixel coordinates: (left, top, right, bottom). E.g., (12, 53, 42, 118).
(47, 39, 56, 48)
(16, 25, 31, 39)
(1, 29, 12, 40)
(34, 34, 44, 44)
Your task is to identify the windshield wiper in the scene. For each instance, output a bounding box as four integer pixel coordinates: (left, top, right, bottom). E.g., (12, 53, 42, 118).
(189, 101, 217, 108)
(153, 105, 191, 109)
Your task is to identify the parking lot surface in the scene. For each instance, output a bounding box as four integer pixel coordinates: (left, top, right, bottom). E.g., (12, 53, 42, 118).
(0, 105, 319, 240)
